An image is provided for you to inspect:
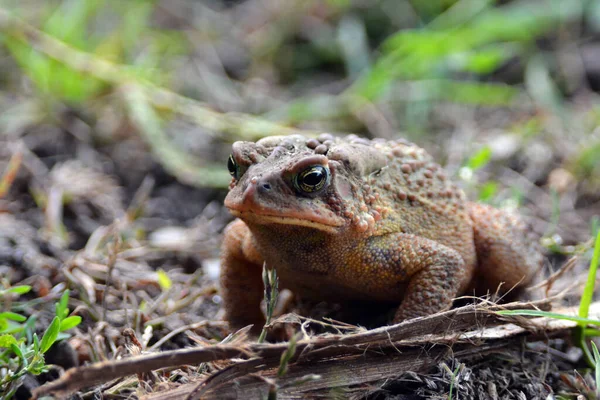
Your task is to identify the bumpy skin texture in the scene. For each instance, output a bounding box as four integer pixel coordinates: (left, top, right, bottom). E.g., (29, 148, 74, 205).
(220, 134, 543, 331)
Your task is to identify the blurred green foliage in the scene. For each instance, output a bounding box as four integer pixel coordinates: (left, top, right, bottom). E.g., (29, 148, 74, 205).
(5, 0, 106, 103)
(0, 0, 598, 190)
(275, 0, 587, 124)
(0, 0, 591, 123)
(1, 0, 187, 104)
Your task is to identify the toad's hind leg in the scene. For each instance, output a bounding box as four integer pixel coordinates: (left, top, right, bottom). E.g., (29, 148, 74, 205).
(467, 203, 543, 296)
(220, 219, 266, 333)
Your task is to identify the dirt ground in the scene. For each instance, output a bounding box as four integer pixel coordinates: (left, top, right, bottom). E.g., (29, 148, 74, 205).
(1, 104, 598, 399)
(1, 1, 600, 399)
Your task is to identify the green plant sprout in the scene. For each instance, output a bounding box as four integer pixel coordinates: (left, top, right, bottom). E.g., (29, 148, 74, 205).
(445, 362, 463, 400)
(0, 288, 82, 400)
(258, 265, 279, 344)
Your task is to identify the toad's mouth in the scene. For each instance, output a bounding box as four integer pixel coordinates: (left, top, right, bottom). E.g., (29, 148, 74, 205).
(228, 209, 343, 233)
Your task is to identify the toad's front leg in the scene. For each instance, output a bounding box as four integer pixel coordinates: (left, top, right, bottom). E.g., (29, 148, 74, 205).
(356, 233, 470, 322)
(220, 219, 266, 333)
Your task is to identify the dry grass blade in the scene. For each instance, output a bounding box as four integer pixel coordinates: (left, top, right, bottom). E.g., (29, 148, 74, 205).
(0, 146, 22, 199)
(30, 344, 255, 399)
(185, 358, 268, 400)
(32, 298, 585, 399)
(143, 301, 599, 399)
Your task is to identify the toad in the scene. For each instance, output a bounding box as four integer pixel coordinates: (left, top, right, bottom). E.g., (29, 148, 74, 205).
(220, 134, 543, 331)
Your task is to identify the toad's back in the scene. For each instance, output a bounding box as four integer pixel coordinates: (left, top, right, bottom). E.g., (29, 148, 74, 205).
(355, 138, 477, 284)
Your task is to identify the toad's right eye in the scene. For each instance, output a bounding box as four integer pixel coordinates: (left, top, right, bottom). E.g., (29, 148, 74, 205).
(227, 155, 239, 179)
(293, 165, 330, 195)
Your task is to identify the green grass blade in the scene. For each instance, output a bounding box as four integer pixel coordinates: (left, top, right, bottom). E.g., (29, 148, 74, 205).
(592, 341, 600, 398)
(579, 230, 600, 319)
(497, 309, 600, 326)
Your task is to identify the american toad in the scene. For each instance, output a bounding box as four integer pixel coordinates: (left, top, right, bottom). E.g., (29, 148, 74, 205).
(220, 134, 543, 331)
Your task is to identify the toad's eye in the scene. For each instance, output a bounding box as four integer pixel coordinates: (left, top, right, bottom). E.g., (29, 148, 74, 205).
(294, 165, 329, 194)
(227, 155, 239, 179)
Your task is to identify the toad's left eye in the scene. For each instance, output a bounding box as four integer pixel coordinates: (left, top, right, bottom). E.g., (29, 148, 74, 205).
(227, 155, 239, 179)
(294, 166, 329, 194)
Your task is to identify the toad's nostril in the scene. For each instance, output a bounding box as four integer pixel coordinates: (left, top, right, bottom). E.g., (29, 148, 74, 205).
(258, 182, 271, 192)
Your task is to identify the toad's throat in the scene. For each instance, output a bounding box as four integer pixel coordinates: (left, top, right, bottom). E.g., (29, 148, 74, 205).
(228, 209, 342, 233)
